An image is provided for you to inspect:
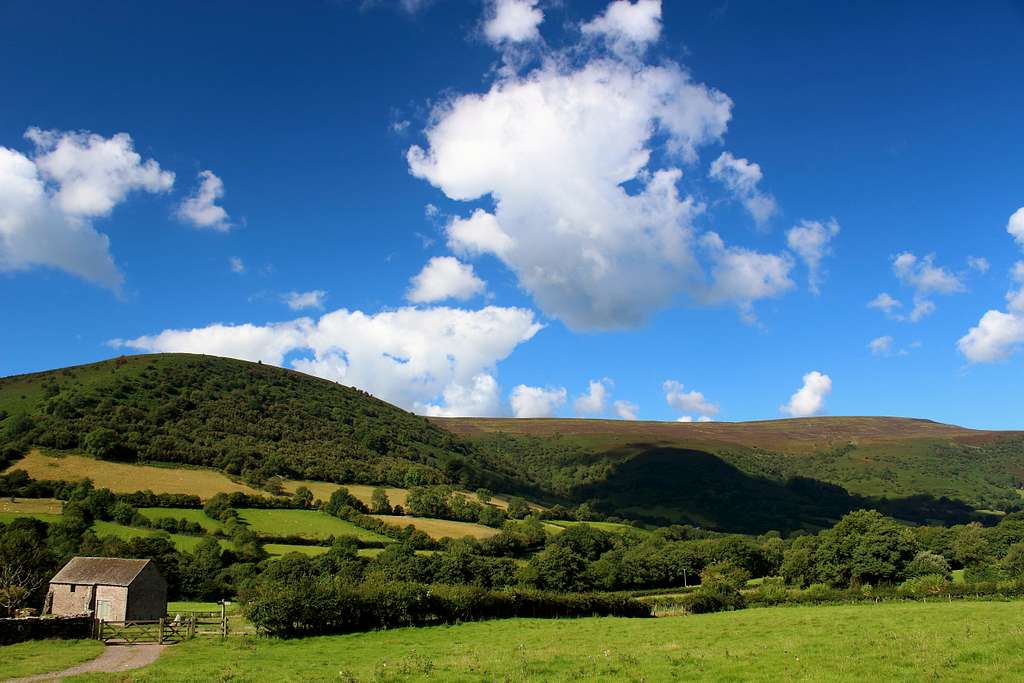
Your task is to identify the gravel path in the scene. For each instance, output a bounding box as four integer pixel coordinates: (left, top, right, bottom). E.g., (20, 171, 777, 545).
(5, 644, 165, 682)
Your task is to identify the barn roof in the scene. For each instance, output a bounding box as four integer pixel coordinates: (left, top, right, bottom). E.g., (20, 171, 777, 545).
(50, 557, 153, 586)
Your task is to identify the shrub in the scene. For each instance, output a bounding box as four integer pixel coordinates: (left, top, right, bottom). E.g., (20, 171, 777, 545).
(905, 551, 952, 580)
(898, 574, 951, 598)
(241, 580, 651, 637)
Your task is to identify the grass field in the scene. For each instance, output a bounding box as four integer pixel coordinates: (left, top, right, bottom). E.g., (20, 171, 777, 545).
(0, 497, 64, 524)
(90, 520, 229, 553)
(138, 507, 224, 532)
(63, 600, 1024, 682)
(545, 520, 650, 535)
(0, 639, 104, 680)
(371, 514, 500, 540)
(237, 509, 392, 543)
(265, 543, 330, 557)
(5, 451, 263, 499)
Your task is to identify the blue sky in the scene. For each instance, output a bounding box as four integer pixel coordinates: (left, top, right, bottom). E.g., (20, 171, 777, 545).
(2, 0, 1022, 428)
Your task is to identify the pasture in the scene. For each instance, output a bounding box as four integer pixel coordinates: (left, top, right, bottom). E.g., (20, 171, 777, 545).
(0, 497, 62, 524)
(138, 507, 224, 532)
(61, 600, 1024, 681)
(370, 514, 500, 540)
(5, 451, 262, 499)
(264, 543, 329, 557)
(545, 520, 650, 535)
(90, 520, 229, 553)
(236, 509, 392, 543)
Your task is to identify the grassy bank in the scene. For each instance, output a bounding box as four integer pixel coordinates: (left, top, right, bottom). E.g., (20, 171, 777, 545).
(68, 600, 1024, 682)
(0, 639, 104, 680)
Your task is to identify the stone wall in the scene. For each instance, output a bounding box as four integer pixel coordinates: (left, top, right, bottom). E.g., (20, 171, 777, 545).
(0, 616, 94, 646)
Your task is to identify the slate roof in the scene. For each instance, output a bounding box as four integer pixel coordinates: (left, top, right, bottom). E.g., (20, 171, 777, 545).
(50, 557, 153, 586)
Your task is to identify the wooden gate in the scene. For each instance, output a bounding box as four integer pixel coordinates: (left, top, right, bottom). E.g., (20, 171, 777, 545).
(98, 618, 187, 644)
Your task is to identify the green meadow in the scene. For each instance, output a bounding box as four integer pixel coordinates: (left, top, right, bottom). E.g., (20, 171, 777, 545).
(60, 600, 1024, 682)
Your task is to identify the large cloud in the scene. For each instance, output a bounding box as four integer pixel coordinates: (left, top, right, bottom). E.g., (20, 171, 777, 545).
(113, 305, 542, 414)
(0, 128, 174, 289)
(407, 32, 747, 329)
(780, 371, 832, 417)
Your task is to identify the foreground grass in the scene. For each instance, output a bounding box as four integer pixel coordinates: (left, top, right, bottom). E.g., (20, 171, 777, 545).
(70, 600, 1024, 682)
(0, 639, 104, 679)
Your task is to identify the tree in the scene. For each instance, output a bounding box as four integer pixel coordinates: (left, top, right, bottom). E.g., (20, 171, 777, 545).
(813, 510, 918, 587)
(83, 427, 124, 460)
(781, 536, 818, 587)
(1001, 542, 1024, 578)
(905, 551, 952, 579)
(953, 523, 990, 567)
(524, 545, 589, 592)
(475, 488, 492, 505)
(292, 486, 314, 509)
(506, 497, 530, 520)
(370, 487, 392, 515)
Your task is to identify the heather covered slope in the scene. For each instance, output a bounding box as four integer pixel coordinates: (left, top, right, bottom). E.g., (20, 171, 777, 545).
(434, 416, 1024, 519)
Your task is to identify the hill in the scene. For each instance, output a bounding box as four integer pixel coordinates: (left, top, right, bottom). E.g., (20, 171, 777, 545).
(434, 416, 1024, 527)
(2, 353, 1023, 533)
(0, 353, 489, 490)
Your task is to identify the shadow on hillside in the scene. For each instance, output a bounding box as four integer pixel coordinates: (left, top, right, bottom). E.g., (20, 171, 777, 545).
(573, 446, 980, 535)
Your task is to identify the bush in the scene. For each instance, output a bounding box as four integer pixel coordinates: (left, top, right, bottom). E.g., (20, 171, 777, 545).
(898, 574, 951, 597)
(241, 580, 651, 637)
(905, 551, 952, 580)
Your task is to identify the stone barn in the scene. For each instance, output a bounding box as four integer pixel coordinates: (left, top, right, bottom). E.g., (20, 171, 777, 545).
(44, 557, 167, 622)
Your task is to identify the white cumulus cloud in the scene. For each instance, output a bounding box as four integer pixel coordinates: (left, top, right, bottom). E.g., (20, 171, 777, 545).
(613, 399, 639, 420)
(709, 151, 778, 226)
(484, 0, 543, 45)
(663, 379, 719, 421)
(420, 373, 503, 417)
(786, 219, 840, 294)
(510, 384, 567, 418)
(868, 335, 893, 356)
(890, 251, 965, 322)
(699, 232, 794, 323)
(581, 0, 662, 56)
(112, 305, 542, 414)
(408, 28, 747, 330)
(0, 128, 173, 290)
(283, 290, 328, 310)
(407, 256, 486, 303)
(1008, 207, 1024, 249)
(780, 371, 832, 417)
(868, 292, 902, 316)
(574, 379, 611, 415)
(958, 260, 1024, 363)
(177, 170, 230, 230)
(229, 256, 245, 274)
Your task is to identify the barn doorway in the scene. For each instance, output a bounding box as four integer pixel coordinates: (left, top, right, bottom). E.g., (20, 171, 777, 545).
(96, 599, 112, 621)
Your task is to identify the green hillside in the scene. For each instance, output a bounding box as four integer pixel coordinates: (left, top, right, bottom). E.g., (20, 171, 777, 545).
(3, 354, 1024, 534)
(0, 353, 488, 490)
(435, 417, 1024, 525)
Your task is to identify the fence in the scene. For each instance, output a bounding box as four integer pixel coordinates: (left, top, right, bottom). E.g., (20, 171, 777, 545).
(97, 618, 189, 644)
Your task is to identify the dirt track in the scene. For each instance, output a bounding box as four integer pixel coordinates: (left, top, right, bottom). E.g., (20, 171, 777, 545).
(5, 643, 164, 682)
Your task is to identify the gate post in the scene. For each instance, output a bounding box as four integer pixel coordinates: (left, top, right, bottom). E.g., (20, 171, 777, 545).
(158, 618, 164, 645)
